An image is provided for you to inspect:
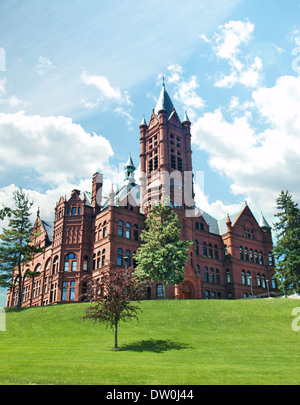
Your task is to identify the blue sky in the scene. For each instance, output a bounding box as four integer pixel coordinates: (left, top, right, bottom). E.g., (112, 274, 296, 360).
(0, 0, 300, 260)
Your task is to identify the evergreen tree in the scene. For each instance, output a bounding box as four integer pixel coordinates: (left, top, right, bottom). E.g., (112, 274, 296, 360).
(0, 188, 43, 307)
(134, 203, 192, 300)
(273, 190, 300, 295)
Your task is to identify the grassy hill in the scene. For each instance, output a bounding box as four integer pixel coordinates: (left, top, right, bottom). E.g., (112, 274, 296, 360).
(1, 299, 300, 385)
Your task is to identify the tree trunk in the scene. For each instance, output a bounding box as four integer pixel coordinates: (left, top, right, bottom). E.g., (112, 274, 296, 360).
(114, 320, 118, 349)
(163, 281, 168, 300)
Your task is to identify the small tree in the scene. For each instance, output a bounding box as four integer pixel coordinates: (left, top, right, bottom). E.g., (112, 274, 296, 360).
(83, 267, 146, 349)
(0, 188, 44, 308)
(134, 203, 192, 300)
(273, 190, 300, 295)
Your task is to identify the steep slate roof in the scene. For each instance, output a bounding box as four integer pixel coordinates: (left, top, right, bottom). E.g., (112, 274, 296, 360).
(41, 220, 54, 242)
(154, 84, 175, 118)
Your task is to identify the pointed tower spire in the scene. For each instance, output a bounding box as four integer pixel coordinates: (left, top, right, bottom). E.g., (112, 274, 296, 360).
(140, 115, 147, 127)
(124, 155, 136, 183)
(259, 212, 271, 229)
(154, 82, 174, 118)
(183, 110, 191, 123)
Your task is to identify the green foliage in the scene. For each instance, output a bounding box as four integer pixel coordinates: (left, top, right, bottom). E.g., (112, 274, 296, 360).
(83, 267, 146, 348)
(0, 188, 44, 307)
(273, 190, 300, 294)
(134, 203, 192, 299)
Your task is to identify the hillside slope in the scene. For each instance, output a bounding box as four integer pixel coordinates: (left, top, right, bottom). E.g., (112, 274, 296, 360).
(1, 299, 300, 385)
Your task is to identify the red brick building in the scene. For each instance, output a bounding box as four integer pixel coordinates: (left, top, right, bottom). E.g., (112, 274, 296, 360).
(6, 84, 278, 307)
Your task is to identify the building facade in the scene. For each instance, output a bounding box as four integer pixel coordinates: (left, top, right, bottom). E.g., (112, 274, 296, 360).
(6, 84, 278, 307)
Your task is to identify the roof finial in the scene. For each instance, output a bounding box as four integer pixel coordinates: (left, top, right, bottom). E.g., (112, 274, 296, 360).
(37, 207, 40, 218)
(162, 75, 166, 87)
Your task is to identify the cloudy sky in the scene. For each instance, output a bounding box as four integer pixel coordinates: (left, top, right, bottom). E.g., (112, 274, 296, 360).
(0, 0, 300, 231)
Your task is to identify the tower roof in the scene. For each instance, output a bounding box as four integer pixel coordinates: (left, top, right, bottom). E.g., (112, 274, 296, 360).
(125, 155, 136, 170)
(154, 83, 175, 118)
(259, 212, 271, 229)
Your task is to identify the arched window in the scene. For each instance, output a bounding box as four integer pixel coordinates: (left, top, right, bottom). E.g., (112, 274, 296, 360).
(271, 275, 276, 289)
(202, 242, 207, 257)
(250, 249, 254, 263)
(45, 259, 51, 272)
(195, 240, 199, 256)
(204, 266, 209, 283)
(255, 250, 259, 264)
(101, 249, 106, 267)
(64, 253, 77, 271)
(93, 254, 96, 270)
(257, 273, 261, 287)
(242, 270, 246, 285)
(134, 224, 139, 241)
(52, 256, 59, 274)
(216, 269, 220, 284)
(259, 251, 264, 265)
(245, 247, 249, 262)
(124, 250, 131, 268)
(34, 263, 42, 273)
(210, 268, 215, 284)
(125, 222, 131, 239)
(117, 248, 123, 266)
(240, 246, 244, 260)
(97, 251, 101, 268)
(214, 245, 219, 260)
(102, 221, 107, 238)
(208, 243, 213, 258)
(118, 220, 124, 237)
(247, 271, 251, 286)
(262, 274, 266, 288)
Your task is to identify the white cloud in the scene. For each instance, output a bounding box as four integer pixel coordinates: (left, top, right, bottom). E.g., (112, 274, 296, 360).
(165, 65, 205, 120)
(0, 111, 114, 185)
(214, 20, 254, 60)
(192, 75, 300, 217)
(36, 56, 55, 76)
(212, 20, 263, 89)
(81, 71, 133, 106)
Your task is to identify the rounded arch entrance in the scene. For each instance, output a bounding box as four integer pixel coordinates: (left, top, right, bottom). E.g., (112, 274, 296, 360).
(181, 281, 194, 299)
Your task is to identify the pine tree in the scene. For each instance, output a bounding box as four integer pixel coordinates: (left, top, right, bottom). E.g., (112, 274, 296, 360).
(273, 190, 300, 295)
(134, 203, 192, 300)
(0, 188, 44, 307)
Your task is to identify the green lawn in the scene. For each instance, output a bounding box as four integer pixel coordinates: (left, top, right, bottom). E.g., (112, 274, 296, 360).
(1, 299, 300, 385)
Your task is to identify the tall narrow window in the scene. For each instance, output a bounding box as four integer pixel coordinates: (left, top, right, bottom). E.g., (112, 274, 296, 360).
(226, 269, 231, 284)
(118, 220, 124, 237)
(70, 281, 75, 301)
(125, 222, 131, 239)
(202, 242, 207, 257)
(101, 249, 106, 267)
(242, 270, 246, 285)
(240, 246, 244, 260)
(62, 282, 68, 301)
(117, 248, 123, 266)
(204, 266, 209, 283)
(124, 250, 131, 268)
(134, 224, 139, 241)
(195, 240, 199, 256)
(245, 248, 249, 262)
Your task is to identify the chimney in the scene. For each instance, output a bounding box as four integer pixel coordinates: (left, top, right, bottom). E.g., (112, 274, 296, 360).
(91, 172, 103, 214)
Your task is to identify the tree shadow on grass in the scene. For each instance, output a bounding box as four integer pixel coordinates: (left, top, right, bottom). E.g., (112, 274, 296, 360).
(117, 339, 192, 353)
